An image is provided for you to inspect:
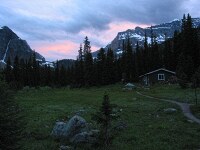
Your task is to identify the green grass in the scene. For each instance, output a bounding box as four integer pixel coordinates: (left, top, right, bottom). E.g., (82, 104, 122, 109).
(15, 84, 200, 150)
(138, 84, 200, 103)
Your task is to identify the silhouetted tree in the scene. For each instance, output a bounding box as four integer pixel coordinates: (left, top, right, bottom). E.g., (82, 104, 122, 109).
(92, 94, 118, 150)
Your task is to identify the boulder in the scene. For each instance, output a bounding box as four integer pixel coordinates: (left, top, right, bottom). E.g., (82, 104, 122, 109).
(70, 130, 99, 144)
(59, 145, 73, 150)
(51, 122, 66, 139)
(51, 115, 88, 140)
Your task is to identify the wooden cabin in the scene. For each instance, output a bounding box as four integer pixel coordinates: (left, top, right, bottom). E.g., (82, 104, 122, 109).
(139, 68, 176, 86)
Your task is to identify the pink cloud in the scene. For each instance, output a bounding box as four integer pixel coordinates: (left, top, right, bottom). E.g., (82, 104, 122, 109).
(30, 40, 100, 61)
(30, 40, 79, 60)
(29, 21, 149, 61)
(80, 21, 149, 50)
(100, 21, 149, 44)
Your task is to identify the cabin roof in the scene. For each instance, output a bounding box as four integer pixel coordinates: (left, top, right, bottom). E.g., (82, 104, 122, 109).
(139, 68, 176, 78)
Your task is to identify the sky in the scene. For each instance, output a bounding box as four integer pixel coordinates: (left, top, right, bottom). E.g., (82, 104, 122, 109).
(0, 0, 200, 61)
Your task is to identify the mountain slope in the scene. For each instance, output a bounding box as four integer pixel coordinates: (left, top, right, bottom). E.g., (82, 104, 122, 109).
(0, 26, 45, 68)
(93, 18, 200, 57)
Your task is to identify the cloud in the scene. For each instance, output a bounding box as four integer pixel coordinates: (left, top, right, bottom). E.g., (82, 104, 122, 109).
(0, 0, 190, 36)
(29, 39, 101, 61)
(0, 0, 199, 60)
(29, 40, 80, 60)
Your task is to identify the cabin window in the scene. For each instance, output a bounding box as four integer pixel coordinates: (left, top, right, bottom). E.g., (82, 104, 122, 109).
(158, 74, 165, 80)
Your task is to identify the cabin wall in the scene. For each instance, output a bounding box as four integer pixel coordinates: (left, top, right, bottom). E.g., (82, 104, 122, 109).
(141, 70, 175, 85)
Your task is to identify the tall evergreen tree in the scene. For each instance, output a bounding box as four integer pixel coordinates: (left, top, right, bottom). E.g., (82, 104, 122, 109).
(173, 30, 182, 68)
(125, 37, 133, 81)
(96, 48, 106, 85)
(19, 58, 26, 86)
(32, 52, 40, 86)
(134, 42, 140, 80)
(83, 36, 91, 57)
(105, 48, 115, 84)
(83, 37, 94, 86)
(143, 31, 149, 73)
(13, 55, 20, 82)
(76, 44, 84, 86)
(54, 60, 60, 86)
(59, 65, 66, 86)
(92, 94, 118, 150)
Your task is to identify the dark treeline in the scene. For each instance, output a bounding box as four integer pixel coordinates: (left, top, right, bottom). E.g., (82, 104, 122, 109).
(1, 14, 200, 88)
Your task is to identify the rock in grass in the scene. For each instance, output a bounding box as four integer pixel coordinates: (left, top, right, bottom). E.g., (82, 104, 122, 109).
(51, 115, 88, 140)
(59, 145, 73, 150)
(70, 130, 99, 144)
(51, 122, 67, 139)
(164, 108, 177, 113)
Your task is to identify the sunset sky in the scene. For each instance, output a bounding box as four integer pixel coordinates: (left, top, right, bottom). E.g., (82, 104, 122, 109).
(0, 0, 200, 61)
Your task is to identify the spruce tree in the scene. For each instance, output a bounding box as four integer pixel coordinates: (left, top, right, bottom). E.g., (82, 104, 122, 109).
(76, 44, 84, 86)
(13, 55, 20, 82)
(19, 59, 26, 86)
(96, 48, 106, 85)
(105, 48, 115, 84)
(143, 31, 149, 72)
(176, 53, 194, 87)
(121, 40, 127, 81)
(54, 60, 60, 86)
(173, 30, 182, 68)
(83, 36, 91, 58)
(32, 52, 40, 86)
(125, 37, 133, 82)
(92, 94, 117, 150)
(178, 14, 197, 80)
(59, 65, 66, 86)
(83, 36, 94, 86)
(135, 42, 140, 78)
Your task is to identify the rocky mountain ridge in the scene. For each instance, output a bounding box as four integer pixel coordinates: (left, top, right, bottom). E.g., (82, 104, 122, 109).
(0, 26, 45, 68)
(93, 18, 200, 57)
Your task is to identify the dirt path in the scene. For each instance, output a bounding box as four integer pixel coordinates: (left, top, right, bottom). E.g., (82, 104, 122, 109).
(136, 91, 200, 125)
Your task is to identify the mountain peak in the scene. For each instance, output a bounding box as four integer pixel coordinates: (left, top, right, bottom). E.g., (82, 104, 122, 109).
(2, 26, 11, 30)
(0, 26, 45, 68)
(0, 26, 19, 39)
(92, 17, 200, 57)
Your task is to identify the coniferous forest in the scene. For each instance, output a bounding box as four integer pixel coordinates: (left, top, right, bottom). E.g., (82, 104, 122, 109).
(1, 14, 200, 89)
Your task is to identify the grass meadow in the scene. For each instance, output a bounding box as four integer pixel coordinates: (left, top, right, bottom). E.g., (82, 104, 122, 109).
(15, 84, 200, 150)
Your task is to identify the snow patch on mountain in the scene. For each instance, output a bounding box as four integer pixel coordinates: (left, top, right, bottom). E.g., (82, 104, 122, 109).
(170, 19, 180, 22)
(92, 17, 200, 57)
(42, 61, 54, 68)
(0, 40, 11, 64)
